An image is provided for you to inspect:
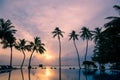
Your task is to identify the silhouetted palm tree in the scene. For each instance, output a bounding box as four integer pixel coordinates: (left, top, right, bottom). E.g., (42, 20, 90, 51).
(15, 39, 30, 68)
(1, 35, 16, 67)
(80, 27, 92, 69)
(52, 27, 64, 80)
(92, 27, 102, 44)
(69, 30, 80, 69)
(0, 18, 16, 67)
(28, 37, 46, 69)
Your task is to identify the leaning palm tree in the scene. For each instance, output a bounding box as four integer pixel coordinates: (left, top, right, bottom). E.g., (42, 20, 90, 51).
(15, 39, 30, 68)
(80, 27, 92, 69)
(28, 37, 46, 69)
(69, 30, 80, 69)
(52, 27, 64, 80)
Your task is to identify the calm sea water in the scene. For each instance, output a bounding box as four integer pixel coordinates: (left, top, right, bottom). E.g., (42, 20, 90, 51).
(0, 66, 120, 80)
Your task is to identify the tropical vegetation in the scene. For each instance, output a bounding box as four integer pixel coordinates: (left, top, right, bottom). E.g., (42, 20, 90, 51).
(92, 4, 120, 69)
(0, 4, 120, 72)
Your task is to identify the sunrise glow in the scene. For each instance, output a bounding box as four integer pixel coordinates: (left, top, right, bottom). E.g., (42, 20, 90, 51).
(0, 0, 117, 66)
(45, 54, 52, 60)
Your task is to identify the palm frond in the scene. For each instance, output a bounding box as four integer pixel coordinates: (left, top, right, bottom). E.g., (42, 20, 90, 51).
(105, 16, 120, 19)
(69, 30, 79, 41)
(113, 5, 120, 11)
(52, 27, 64, 38)
(80, 26, 93, 40)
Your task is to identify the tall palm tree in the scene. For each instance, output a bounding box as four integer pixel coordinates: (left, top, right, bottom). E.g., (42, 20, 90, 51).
(0, 18, 16, 67)
(28, 37, 46, 69)
(80, 27, 92, 68)
(69, 30, 80, 69)
(92, 27, 102, 44)
(1, 35, 16, 67)
(15, 39, 30, 68)
(52, 27, 64, 80)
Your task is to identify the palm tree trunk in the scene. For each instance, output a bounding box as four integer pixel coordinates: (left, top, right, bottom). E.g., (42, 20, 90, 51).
(10, 46, 13, 67)
(21, 50, 25, 68)
(73, 40, 80, 69)
(58, 36, 61, 80)
(28, 50, 34, 69)
(85, 40, 88, 69)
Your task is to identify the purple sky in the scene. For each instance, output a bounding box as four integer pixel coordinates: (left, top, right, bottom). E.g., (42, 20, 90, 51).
(0, 0, 119, 65)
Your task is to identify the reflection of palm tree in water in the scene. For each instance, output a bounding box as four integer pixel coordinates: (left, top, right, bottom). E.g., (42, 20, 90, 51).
(8, 70, 12, 80)
(79, 69, 81, 80)
(8, 69, 24, 80)
(21, 69, 24, 80)
(85, 75, 88, 80)
(28, 69, 31, 80)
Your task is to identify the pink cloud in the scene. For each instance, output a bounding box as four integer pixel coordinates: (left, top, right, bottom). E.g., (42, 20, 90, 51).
(0, 0, 117, 65)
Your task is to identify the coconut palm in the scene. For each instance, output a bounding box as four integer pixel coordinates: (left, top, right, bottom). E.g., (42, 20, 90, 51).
(52, 27, 64, 80)
(69, 30, 80, 69)
(15, 39, 30, 68)
(0, 18, 16, 67)
(80, 27, 92, 69)
(28, 37, 46, 69)
(1, 35, 16, 67)
(92, 27, 102, 44)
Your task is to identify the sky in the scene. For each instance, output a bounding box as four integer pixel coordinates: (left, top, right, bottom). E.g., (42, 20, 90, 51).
(0, 0, 119, 66)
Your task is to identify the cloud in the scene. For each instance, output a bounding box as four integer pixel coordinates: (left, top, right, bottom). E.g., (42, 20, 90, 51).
(0, 0, 117, 65)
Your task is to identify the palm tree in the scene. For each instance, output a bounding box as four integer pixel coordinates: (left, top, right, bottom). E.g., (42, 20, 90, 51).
(52, 27, 64, 80)
(92, 27, 102, 44)
(1, 35, 16, 67)
(80, 27, 92, 69)
(69, 30, 80, 69)
(0, 18, 16, 67)
(15, 39, 30, 68)
(28, 37, 46, 69)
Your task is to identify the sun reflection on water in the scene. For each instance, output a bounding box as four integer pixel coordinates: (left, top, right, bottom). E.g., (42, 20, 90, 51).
(35, 68, 57, 80)
(46, 69, 51, 76)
